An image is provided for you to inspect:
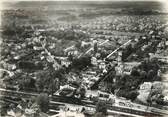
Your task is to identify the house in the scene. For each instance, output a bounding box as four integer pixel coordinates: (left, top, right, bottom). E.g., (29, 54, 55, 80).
(152, 81, 164, 93)
(137, 82, 152, 104)
(115, 62, 124, 75)
(64, 45, 75, 54)
(166, 40, 168, 46)
(61, 60, 71, 67)
(51, 111, 85, 117)
(139, 82, 152, 91)
(123, 62, 141, 75)
(91, 57, 98, 66)
(164, 95, 168, 102)
(56, 57, 71, 67)
(98, 61, 106, 70)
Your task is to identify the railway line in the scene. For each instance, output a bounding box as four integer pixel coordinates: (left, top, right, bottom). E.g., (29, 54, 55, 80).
(0, 88, 166, 117)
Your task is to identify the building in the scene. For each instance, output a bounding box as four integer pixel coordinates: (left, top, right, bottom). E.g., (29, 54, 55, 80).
(56, 57, 71, 67)
(98, 60, 106, 70)
(164, 95, 168, 102)
(123, 62, 141, 75)
(139, 82, 152, 91)
(91, 57, 98, 66)
(51, 110, 85, 117)
(64, 45, 79, 56)
(115, 62, 124, 76)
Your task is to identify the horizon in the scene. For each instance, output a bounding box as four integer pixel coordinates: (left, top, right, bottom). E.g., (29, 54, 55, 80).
(1, 0, 167, 13)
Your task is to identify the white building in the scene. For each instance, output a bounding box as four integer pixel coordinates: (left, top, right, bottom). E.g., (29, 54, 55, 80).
(91, 57, 98, 66)
(139, 82, 152, 91)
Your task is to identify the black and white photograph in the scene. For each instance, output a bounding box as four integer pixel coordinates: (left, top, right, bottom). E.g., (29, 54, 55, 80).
(0, 0, 168, 116)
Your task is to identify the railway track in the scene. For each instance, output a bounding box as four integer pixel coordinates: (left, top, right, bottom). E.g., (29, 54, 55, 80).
(0, 88, 165, 117)
(0, 88, 39, 97)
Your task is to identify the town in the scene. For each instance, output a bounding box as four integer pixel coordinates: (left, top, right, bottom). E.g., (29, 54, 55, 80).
(0, 1, 168, 117)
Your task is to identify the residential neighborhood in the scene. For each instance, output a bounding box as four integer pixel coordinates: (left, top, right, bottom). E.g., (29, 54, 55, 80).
(0, 0, 168, 117)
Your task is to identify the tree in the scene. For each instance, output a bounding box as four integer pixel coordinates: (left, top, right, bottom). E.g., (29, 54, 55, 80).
(131, 68, 140, 76)
(76, 87, 86, 99)
(147, 70, 155, 81)
(68, 54, 73, 61)
(75, 41, 81, 49)
(117, 89, 139, 101)
(94, 43, 98, 54)
(35, 71, 50, 92)
(128, 91, 139, 101)
(19, 75, 36, 91)
(94, 112, 106, 117)
(0, 104, 8, 116)
(95, 101, 107, 116)
(35, 68, 64, 93)
(139, 59, 149, 72)
(139, 70, 147, 82)
(156, 94, 165, 105)
(71, 56, 91, 70)
(48, 78, 60, 95)
(36, 93, 49, 113)
(122, 44, 134, 61)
